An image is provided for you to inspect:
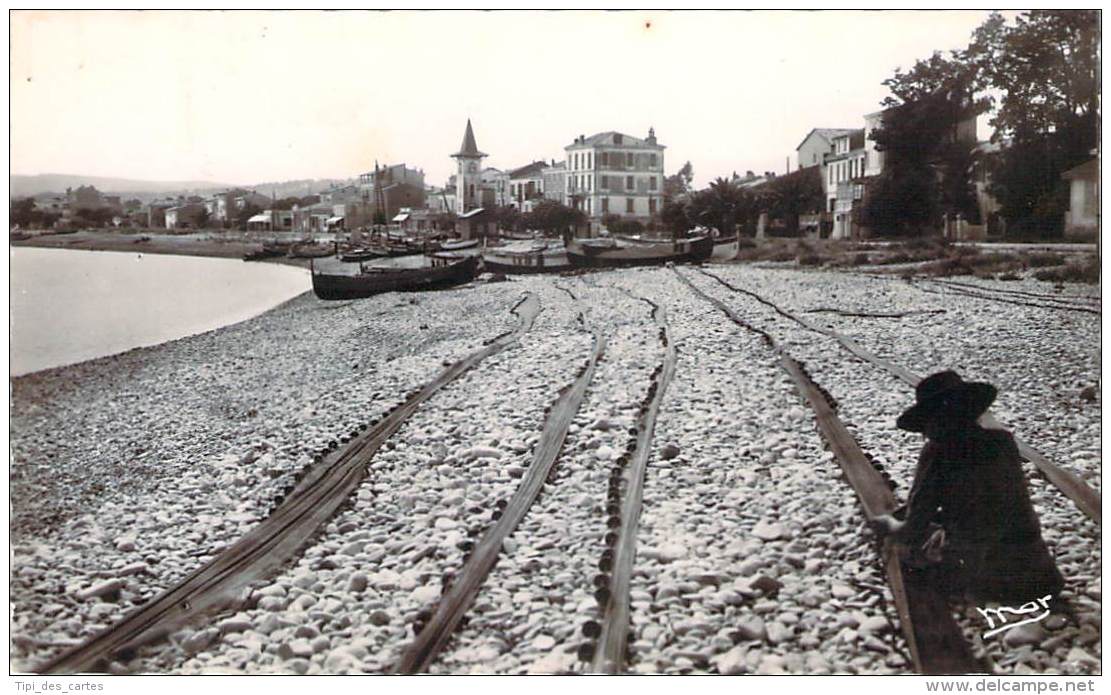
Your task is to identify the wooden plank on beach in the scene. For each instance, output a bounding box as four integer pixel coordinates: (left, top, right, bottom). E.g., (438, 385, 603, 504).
(38, 294, 543, 675)
(396, 321, 607, 674)
(692, 267, 1102, 527)
(592, 297, 678, 675)
(676, 269, 982, 675)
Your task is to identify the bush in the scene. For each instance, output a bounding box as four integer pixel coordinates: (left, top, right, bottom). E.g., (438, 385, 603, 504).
(1027, 252, 1065, 268)
(1033, 259, 1100, 284)
(852, 252, 871, 266)
(797, 253, 822, 266)
(878, 252, 912, 265)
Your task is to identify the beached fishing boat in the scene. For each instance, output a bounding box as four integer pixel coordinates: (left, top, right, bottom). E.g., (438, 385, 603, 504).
(482, 240, 571, 274)
(243, 246, 285, 262)
(565, 234, 713, 268)
(440, 238, 480, 251)
(710, 235, 741, 262)
(310, 253, 479, 300)
(288, 241, 334, 259)
(340, 246, 384, 262)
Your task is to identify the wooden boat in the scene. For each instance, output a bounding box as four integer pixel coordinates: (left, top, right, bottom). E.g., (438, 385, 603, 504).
(340, 246, 385, 262)
(565, 234, 713, 268)
(288, 241, 333, 259)
(710, 235, 741, 262)
(483, 240, 571, 274)
(440, 238, 480, 251)
(311, 254, 479, 300)
(243, 247, 285, 261)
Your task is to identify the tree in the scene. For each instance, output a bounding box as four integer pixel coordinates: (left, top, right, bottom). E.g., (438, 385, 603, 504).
(663, 161, 694, 201)
(601, 213, 622, 231)
(755, 167, 824, 235)
(523, 200, 585, 238)
(10, 198, 37, 227)
(196, 208, 211, 229)
(967, 10, 1099, 237)
(493, 205, 522, 233)
(660, 199, 693, 238)
(688, 178, 750, 237)
(862, 48, 987, 236)
(235, 203, 263, 230)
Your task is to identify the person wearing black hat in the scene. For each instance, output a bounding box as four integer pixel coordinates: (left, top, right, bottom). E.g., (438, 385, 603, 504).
(873, 371, 1064, 604)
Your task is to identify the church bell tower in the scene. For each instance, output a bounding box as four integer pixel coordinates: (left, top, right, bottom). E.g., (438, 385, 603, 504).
(451, 118, 487, 214)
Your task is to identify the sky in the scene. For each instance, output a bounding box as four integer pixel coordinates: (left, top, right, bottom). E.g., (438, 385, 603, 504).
(10, 10, 1000, 189)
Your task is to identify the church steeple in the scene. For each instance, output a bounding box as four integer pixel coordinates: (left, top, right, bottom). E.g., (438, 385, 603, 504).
(453, 118, 487, 159)
(452, 118, 487, 214)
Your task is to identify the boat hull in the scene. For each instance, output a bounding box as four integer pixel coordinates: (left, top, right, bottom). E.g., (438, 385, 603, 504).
(565, 235, 713, 268)
(482, 250, 571, 274)
(311, 256, 478, 300)
(710, 236, 741, 262)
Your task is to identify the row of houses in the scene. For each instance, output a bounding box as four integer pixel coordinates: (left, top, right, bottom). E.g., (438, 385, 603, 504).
(792, 108, 1097, 240)
(439, 119, 667, 237)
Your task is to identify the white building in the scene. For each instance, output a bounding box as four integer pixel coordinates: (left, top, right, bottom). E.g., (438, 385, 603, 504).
(508, 161, 548, 212)
(796, 128, 856, 170)
(822, 129, 867, 239)
(564, 128, 665, 232)
(452, 119, 488, 215)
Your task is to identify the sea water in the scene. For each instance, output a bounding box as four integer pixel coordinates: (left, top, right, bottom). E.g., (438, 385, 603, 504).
(10, 247, 310, 376)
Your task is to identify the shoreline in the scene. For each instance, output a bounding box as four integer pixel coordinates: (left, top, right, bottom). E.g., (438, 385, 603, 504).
(11, 230, 313, 269)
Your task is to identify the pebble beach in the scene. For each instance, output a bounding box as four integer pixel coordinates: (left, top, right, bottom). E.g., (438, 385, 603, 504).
(9, 263, 1101, 675)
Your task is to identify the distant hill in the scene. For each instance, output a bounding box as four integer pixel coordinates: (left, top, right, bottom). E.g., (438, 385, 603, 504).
(9, 173, 237, 199)
(10, 174, 358, 201)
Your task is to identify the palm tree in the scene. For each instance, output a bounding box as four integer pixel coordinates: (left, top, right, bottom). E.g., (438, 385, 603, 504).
(691, 178, 747, 237)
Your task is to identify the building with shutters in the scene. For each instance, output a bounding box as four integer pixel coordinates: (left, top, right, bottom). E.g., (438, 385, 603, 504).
(564, 128, 665, 233)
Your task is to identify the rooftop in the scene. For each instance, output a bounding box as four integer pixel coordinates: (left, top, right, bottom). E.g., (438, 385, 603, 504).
(796, 127, 858, 152)
(566, 131, 664, 150)
(452, 119, 488, 159)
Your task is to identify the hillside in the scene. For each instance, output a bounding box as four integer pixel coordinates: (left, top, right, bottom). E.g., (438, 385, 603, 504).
(10, 174, 357, 200)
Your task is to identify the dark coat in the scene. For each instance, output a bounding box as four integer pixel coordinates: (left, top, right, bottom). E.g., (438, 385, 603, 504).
(895, 424, 1064, 604)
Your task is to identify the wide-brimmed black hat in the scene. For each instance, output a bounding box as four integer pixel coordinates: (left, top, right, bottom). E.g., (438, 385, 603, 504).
(896, 370, 998, 432)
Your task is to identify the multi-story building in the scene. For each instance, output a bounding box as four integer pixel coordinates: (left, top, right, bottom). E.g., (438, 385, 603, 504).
(165, 202, 207, 230)
(822, 129, 867, 239)
(359, 163, 426, 220)
(481, 168, 510, 207)
(147, 201, 174, 228)
(508, 161, 548, 212)
(541, 161, 565, 202)
(564, 128, 665, 233)
(796, 128, 856, 170)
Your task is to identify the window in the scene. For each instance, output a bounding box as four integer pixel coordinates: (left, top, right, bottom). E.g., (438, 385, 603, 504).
(614, 133, 623, 145)
(601, 175, 608, 190)
(602, 197, 609, 213)
(587, 152, 592, 169)
(588, 176, 592, 192)
(648, 176, 656, 191)
(626, 175, 634, 190)
(650, 153, 658, 168)
(600, 152, 608, 167)
(626, 198, 634, 213)
(626, 153, 633, 167)
(567, 175, 573, 191)
(649, 198, 657, 214)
